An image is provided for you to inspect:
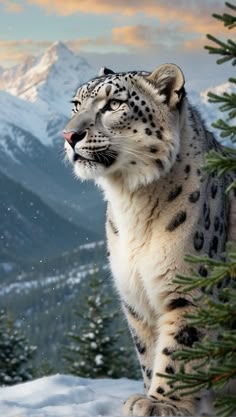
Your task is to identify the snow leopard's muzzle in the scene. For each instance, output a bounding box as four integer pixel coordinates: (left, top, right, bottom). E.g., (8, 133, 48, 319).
(63, 112, 118, 168)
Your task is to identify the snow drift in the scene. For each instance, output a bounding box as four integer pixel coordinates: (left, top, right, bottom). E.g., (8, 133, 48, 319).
(0, 374, 142, 417)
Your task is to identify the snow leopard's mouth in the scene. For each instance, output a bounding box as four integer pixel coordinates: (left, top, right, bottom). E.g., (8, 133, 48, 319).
(73, 150, 118, 168)
(73, 153, 95, 163)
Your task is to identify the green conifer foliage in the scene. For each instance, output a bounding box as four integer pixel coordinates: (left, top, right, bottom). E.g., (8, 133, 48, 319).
(64, 273, 140, 379)
(158, 4, 236, 417)
(0, 310, 36, 386)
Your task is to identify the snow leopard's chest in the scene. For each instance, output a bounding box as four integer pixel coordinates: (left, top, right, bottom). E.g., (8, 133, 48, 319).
(107, 209, 183, 322)
(109, 237, 155, 322)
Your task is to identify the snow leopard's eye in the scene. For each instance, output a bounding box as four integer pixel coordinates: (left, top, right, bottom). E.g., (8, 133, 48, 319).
(71, 99, 81, 113)
(108, 100, 122, 111)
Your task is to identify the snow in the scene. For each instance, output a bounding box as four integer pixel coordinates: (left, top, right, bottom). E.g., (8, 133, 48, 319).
(0, 91, 49, 146)
(0, 42, 94, 117)
(0, 374, 142, 417)
(0, 42, 95, 159)
(0, 263, 108, 296)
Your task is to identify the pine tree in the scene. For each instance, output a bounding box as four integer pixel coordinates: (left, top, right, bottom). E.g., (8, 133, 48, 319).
(158, 4, 236, 417)
(0, 309, 37, 386)
(64, 273, 140, 379)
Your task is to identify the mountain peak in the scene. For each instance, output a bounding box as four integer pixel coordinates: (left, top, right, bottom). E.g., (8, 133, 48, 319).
(0, 41, 93, 113)
(48, 41, 71, 53)
(43, 41, 74, 64)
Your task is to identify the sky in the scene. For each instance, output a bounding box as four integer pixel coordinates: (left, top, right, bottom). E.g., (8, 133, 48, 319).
(0, 0, 232, 89)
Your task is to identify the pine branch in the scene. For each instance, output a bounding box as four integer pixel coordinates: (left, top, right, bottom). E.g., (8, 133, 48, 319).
(205, 35, 236, 65)
(172, 334, 236, 364)
(226, 178, 236, 192)
(212, 120, 236, 140)
(225, 2, 236, 12)
(212, 2, 236, 29)
(207, 91, 236, 116)
(184, 297, 236, 328)
(203, 150, 236, 175)
(215, 395, 236, 417)
(158, 362, 236, 398)
(170, 5, 236, 417)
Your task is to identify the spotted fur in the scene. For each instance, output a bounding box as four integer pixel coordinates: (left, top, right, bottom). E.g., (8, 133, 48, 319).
(63, 64, 236, 416)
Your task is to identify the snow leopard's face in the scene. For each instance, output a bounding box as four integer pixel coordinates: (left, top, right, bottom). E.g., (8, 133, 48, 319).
(63, 65, 185, 190)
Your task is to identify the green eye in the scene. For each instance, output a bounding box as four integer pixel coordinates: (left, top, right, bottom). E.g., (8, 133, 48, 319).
(109, 100, 121, 111)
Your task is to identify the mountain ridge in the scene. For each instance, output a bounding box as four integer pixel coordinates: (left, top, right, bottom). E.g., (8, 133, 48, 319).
(0, 170, 98, 274)
(0, 42, 106, 241)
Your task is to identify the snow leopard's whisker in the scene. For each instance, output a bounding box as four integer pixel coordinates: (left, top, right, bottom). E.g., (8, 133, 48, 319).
(94, 150, 116, 166)
(111, 139, 157, 157)
(112, 147, 151, 164)
(112, 144, 157, 161)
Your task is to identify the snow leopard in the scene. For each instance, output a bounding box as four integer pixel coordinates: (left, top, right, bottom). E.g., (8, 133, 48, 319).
(63, 64, 236, 416)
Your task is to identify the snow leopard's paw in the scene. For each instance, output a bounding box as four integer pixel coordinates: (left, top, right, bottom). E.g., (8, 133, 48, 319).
(123, 393, 191, 416)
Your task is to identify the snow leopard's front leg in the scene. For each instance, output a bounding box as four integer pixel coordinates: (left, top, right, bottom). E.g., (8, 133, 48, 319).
(123, 302, 157, 394)
(124, 297, 201, 416)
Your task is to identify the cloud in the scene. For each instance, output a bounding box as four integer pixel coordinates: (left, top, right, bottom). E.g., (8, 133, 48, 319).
(27, 0, 227, 34)
(0, 1, 230, 68)
(112, 25, 152, 48)
(0, 0, 23, 12)
(26, 1, 229, 49)
(27, 0, 225, 18)
(67, 37, 107, 50)
(0, 38, 112, 68)
(0, 40, 51, 66)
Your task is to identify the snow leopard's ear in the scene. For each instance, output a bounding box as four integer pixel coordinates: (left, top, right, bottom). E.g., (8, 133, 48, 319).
(98, 67, 115, 76)
(147, 64, 185, 109)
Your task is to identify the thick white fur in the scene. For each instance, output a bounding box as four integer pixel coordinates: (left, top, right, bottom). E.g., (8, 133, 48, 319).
(64, 65, 235, 416)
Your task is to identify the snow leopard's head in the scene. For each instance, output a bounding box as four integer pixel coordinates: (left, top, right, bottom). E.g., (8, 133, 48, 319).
(63, 64, 185, 190)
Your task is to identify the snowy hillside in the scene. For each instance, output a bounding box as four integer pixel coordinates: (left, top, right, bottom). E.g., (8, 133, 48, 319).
(0, 374, 142, 417)
(0, 170, 99, 269)
(0, 240, 108, 367)
(0, 90, 49, 146)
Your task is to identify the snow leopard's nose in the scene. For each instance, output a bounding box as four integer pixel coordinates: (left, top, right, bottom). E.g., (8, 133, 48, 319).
(63, 130, 88, 148)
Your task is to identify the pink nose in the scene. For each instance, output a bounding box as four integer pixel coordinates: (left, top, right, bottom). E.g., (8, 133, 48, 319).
(63, 131, 75, 144)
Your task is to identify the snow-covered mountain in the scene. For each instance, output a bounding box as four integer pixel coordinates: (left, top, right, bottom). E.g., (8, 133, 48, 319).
(0, 90, 48, 146)
(0, 41, 93, 115)
(0, 43, 105, 241)
(0, 42, 94, 147)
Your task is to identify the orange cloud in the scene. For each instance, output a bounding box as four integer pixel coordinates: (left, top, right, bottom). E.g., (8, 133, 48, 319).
(27, 0, 146, 16)
(112, 25, 152, 48)
(27, 0, 224, 17)
(0, 40, 51, 66)
(0, 38, 111, 68)
(26, 0, 229, 43)
(183, 37, 207, 51)
(67, 36, 107, 50)
(26, 0, 225, 25)
(1, 0, 23, 12)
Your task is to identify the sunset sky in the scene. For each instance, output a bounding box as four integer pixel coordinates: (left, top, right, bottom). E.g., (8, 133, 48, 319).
(0, 0, 231, 88)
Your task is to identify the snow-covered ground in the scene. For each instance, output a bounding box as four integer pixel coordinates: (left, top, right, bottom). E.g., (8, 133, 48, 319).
(0, 374, 142, 417)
